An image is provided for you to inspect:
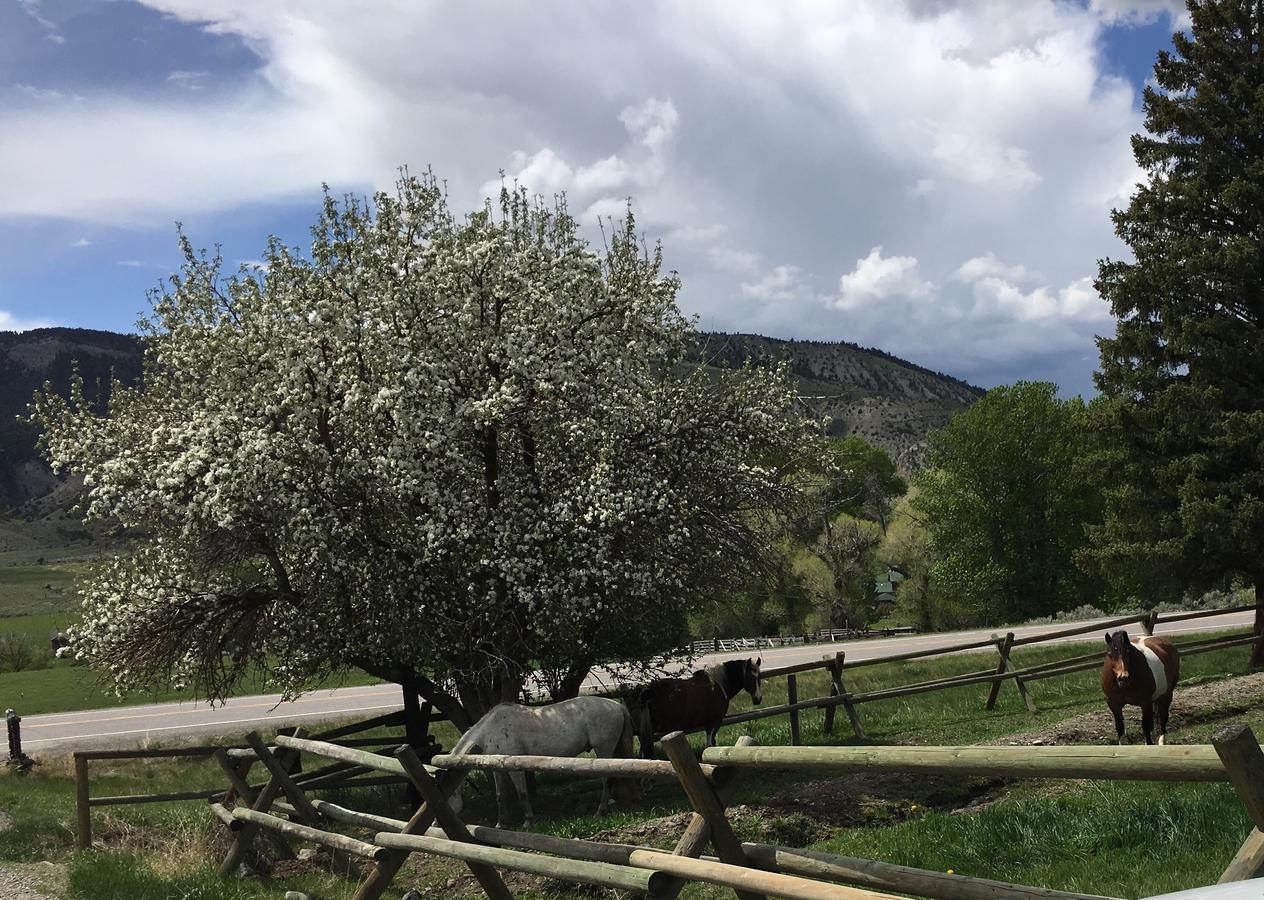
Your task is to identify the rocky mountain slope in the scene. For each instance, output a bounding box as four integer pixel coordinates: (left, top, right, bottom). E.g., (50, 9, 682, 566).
(694, 333, 982, 469)
(0, 327, 981, 515)
(0, 329, 143, 514)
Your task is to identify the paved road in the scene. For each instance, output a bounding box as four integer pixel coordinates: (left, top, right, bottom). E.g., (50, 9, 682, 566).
(20, 609, 1255, 753)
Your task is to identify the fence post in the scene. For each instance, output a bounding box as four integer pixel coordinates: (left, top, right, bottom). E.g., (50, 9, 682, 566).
(1251, 595, 1264, 669)
(74, 753, 91, 850)
(985, 632, 1036, 713)
(1142, 610, 1158, 636)
(826, 652, 868, 741)
(648, 735, 754, 900)
(661, 732, 764, 900)
(219, 729, 308, 877)
(786, 674, 800, 746)
(1211, 722, 1264, 881)
(395, 745, 513, 900)
(352, 754, 472, 900)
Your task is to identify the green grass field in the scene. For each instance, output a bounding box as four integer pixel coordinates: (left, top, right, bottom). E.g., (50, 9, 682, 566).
(1, 631, 1258, 899)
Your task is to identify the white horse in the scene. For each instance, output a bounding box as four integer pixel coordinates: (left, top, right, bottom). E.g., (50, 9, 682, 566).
(448, 695, 635, 827)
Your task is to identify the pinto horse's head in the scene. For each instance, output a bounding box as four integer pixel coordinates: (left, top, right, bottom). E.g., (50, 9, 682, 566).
(745, 657, 763, 705)
(1104, 630, 1134, 687)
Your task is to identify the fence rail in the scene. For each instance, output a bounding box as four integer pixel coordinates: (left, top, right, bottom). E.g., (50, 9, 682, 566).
(198, 723, 1264, 899)
(71, 707, 437, 850)
(660, 602, 1263, 748)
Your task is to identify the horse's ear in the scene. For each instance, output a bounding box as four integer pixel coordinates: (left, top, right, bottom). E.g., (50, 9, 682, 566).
(756, 656, 762, 666)
(1104, 633, 1112, 646)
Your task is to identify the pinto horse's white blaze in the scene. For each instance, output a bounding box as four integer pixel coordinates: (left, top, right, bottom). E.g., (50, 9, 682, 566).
(1133, 637, 1169, 700)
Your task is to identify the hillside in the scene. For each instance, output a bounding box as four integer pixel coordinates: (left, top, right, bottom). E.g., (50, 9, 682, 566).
(0, 328, 143, 514)
(0, 327, 981, 517)
(694, 333, 982, 469)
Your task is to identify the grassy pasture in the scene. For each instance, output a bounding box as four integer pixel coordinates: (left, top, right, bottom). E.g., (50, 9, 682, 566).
(2, 632, 1258, 899)
(0, 561, 84, 618)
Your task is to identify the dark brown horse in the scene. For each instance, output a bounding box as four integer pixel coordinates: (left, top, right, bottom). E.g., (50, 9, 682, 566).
(1101, 629, 1180, 745)
(638, 657, 762, 758)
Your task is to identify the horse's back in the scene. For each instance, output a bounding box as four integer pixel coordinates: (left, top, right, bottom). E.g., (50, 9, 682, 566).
(1135, 634, 1180, 694)
(464, 697, 627, 757)
(641, 674, 727, 732)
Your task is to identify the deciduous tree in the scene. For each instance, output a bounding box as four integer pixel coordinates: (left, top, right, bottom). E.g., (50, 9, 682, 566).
(913, 382, 1102, 624)
(32, 173, 817, 724)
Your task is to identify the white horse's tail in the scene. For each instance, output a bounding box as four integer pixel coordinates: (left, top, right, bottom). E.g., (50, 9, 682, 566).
(617, 702, 635, 759)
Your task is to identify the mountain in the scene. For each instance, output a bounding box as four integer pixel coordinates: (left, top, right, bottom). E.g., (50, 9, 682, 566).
(0, 327, 981, 515)
(693, 333, 982, 469)
(0, 328, 144, 514)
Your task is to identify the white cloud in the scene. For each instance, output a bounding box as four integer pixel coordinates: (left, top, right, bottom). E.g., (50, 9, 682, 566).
(167, 70, 211, 89)
(835, 248, 934, 311)
(708, 246, 760, 275)
(0, 0, 1158, 392)
(0, 309, 55, 331)
(17, 0, 64, 44)
(953, 252, 1039, 285)
(1089, 0, 1187, 26)
(740, 265, 813, 303)
(70, 237, 92, 248)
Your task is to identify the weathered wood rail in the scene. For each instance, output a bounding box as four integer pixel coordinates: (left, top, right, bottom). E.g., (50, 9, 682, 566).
(72, 708, 432, 850)
(202, 724, 1264, 898)
(664, 602, 1263, 749)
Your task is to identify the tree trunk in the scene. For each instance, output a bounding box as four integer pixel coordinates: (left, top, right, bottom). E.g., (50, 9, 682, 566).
(549, 660, 593, 702)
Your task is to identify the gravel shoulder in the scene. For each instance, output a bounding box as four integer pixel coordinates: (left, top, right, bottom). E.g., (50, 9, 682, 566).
(0, 806, 50, 900)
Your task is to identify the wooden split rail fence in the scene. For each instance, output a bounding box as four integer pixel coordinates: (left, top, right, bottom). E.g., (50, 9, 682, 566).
(683, 603, 1264, 747)
(72, 707, 441, 850)
(204, 722, 1264, 898)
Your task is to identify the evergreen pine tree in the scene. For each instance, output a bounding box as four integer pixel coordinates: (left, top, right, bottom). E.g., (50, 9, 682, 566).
(1093, 0, 1264, 664)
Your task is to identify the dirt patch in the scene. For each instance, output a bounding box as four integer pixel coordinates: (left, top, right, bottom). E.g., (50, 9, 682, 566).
(0, 806, 11, 833)
(998, 671, 1264, 746)
(0, 868, 48, 900)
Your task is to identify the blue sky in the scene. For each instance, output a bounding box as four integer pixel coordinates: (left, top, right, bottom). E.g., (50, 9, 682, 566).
(1, 0, 1190, 394)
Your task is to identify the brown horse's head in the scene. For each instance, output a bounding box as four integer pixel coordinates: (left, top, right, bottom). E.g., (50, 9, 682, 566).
(746, 657, 763, 705)
(1104, 630, 1134, 687)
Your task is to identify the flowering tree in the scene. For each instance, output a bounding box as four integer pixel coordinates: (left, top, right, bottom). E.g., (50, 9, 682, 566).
(32, 173, 816, 727)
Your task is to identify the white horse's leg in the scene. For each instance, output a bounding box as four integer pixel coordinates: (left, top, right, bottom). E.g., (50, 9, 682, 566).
(509, 771, 534, 826)
(493, 771, 513, 829)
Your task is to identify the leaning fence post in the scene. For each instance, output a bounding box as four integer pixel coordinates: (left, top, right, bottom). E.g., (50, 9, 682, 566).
(395, 745, 513, 900)
(74, 753, 91, 850)
(1211, 722, 1264, 881)
(352, 751, 472, 900)
(786, 674, 800, 746)
(648, 735, 755, 900)
(661, 731, 765, 900)
(824, 652, 867, 740)
(985, 632, 1036, 713)
(219, 728, 307, 877)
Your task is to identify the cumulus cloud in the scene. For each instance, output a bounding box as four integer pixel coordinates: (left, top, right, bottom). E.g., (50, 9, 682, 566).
(835, 248, 934, 311)
(0, 0, 1159, 392)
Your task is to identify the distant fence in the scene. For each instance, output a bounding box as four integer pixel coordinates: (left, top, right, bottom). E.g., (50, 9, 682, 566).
(72, 708, 441, 850)
(689, 626, 918, 655)
(202, 722, 1264, 898)
(661, 602, 1264, 746)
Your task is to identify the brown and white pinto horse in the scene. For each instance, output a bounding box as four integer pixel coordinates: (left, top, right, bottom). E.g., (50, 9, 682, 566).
(1101, 629, 1180, 745)
(638, 657, 762, 758)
